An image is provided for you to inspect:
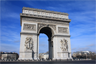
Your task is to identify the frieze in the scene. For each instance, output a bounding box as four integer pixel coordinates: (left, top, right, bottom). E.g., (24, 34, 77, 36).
(23, 10, 68, 19)
(23, 24, 36, 31)
(58, 27, 68, 33)
(22, 18, 69, 25)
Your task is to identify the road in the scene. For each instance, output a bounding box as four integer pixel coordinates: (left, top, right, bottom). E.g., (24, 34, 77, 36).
(0, 60, 95, 64)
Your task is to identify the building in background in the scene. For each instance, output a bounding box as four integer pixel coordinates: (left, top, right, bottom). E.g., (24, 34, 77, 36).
(0, 52, 19, 60)
(72, 51, 96, 60)
(0, 52, 3, 60)
(39, 52, 49, 60)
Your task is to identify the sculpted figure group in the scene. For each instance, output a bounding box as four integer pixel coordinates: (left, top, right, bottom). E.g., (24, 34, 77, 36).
(25, 37, 33, 50)
(60, 39, 68, 51)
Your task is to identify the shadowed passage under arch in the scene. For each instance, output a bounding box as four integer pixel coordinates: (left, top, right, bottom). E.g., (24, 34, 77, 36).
(39, 27, 53, 41)
(39, 27, 54, 59)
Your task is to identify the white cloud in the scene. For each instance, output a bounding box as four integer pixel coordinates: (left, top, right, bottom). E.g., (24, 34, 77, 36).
(1, 12, 20, 20)
(72, 48, 77, 50)
(14, 40, 20, 43)
(87, 44, 95, 47)
(1, 1, 20, 20)
(71, 43, 95, 53)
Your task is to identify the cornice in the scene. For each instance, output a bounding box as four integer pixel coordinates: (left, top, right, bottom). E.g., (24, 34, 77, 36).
(20, 13, 71, 26)
(20, 32, 38, 35)
(23, 7, 69, 16)
(52, 35, 71, 37)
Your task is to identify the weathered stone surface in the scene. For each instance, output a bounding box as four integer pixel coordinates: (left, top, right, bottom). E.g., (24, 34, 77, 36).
(19, 7, 72, 60)
(38, 23, 56, 32)
(60, 39, 68, 52)
(58, 27, 68, 33)
(23, 10, 68, 19)
(25, 37, 33, 50)
(21, 17, 70, 26)
(23, 24, 36, 31)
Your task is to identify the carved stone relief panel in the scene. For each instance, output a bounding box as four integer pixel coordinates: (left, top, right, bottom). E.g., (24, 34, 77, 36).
(58, 27, 68, 33)
(23, 24, 36, 31)
(49, 24, 56, 31)
(25, 37, 33, 50)
(38, 23, 56, 32)
(60, 39, 68, 51)
(22, 18, 69, 25)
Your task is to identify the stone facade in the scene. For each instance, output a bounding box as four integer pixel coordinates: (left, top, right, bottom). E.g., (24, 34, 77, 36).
(23, 24, 36, 31)
(19, 7, 72, 60)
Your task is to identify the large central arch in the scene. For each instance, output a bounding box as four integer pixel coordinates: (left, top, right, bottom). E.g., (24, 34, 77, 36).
(19, 7, 72, 60)
(39, 27, 54, 59)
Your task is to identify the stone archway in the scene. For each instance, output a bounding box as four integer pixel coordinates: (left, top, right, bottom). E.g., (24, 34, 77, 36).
(38, 27, 54, 59)
(19, 7, 72, 60)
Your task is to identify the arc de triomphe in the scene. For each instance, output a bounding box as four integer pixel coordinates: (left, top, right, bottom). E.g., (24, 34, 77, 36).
(19, 7, 71, 60)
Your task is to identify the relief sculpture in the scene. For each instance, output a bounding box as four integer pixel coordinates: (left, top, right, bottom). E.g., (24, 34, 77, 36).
(22, 18, 69, 25)
(23, 24, 36, 31)
(60, 39, 68, 51)
(58, 27, 68, 33)
(38, 23, 56, 32)
(25, 37, 33, 50)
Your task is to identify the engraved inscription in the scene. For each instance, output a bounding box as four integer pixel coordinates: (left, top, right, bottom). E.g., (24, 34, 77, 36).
(23, 24, 36, 31)
(58, 27, 68, 33)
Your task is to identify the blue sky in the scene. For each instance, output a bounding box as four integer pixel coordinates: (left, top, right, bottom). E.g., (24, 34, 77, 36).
(0, 0, 96, 54)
